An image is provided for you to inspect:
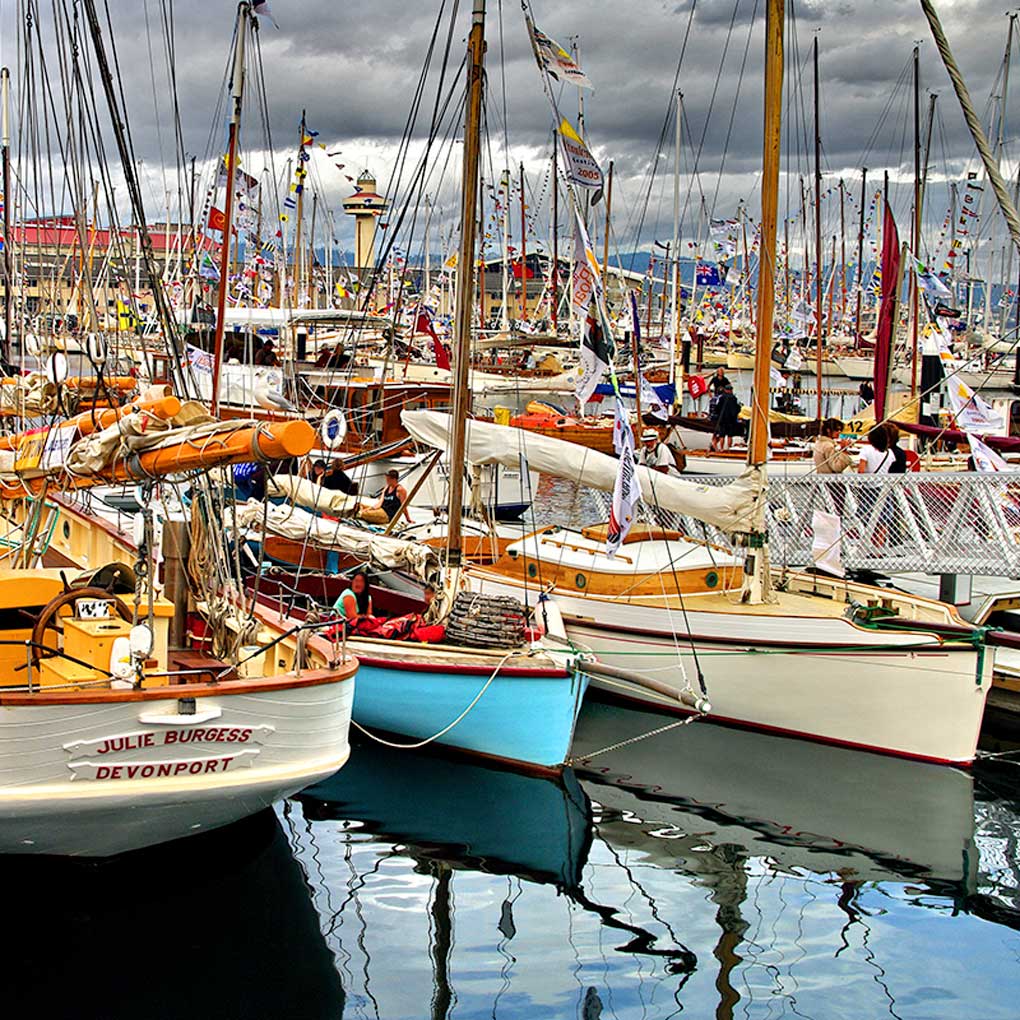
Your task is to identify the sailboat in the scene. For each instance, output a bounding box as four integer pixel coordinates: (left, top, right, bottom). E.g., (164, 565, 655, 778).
(237, 0, 589, 774)
(0, 1, 358, 856)
(401, 0, 993, 766)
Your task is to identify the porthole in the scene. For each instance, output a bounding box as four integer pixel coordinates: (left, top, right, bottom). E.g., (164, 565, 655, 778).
(705, 571, 719, 589)
(575, 573, 587, 589)
(527, 562, 538, 578)
(63, 521, 71, 540)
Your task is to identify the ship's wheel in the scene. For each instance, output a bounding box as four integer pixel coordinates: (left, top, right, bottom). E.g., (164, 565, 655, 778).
(31, 586, 134, 667)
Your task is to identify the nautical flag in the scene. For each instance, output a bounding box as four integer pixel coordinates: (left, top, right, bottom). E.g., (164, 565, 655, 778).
(640, 374, 669, 421)
(187, 343, 215, 376)
(207, 206, 227, 233)
(967, 432, 1011, 472)
(116, 299, 138, 331)
(709, 218, 739, 258)
(198, 251, 220, 280)
(414, 307, 451, 371)
(527, 20, 593, 90)
(607, 399, 641, 557)
(558, 119, 603, 200)
(914, 259, 952, 300)
(695, 261, 721, 286)
(573, 212, 612, 406)
(252, 1, 278, 28)
(236, 169, 260, 196)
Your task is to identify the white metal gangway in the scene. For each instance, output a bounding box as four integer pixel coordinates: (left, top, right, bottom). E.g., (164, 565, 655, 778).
(634, 474, 1020, 578)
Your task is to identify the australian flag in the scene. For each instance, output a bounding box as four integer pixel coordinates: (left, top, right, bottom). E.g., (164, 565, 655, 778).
(696, 261, 722, 286)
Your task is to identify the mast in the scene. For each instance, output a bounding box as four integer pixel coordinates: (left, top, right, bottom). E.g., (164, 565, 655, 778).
(813, 36, 823, 417)
(295, 111, 306, 308)
(551, 138, 559, 331)
(211, 4, 247, 417)
(309, 190, 318, 309)
(446, 0, 486, 569)
(500, 170, 510, 327)
(854, 168, 867, 340)
(749, 0, 783, 469)
(839, 179, 847, 327)
(601, 159, 614, 289)
(670, 91, 682, 387)
(910, 44, 921, 398)
(519, 162, 528, 322)
(1, 66, 13, 362)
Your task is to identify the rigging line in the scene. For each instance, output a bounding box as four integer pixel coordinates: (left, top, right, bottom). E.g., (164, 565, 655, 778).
(142, 0, 168, 199)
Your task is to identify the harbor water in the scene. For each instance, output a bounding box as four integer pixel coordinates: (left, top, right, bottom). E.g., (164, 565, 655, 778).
(7, 697, 1020, 1019)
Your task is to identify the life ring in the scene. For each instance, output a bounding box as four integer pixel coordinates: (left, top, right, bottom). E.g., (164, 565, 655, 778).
(320, 409, 348, 449)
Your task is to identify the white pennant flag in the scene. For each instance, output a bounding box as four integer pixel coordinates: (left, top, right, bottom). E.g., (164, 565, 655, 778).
(640, 374, 669, 421)
(573, 212, 612, 405)
(607, 399, 641, 556)
(558, 119, 604, 199)
(967, 432, 1012, 472)
(528, 23, 593, 90)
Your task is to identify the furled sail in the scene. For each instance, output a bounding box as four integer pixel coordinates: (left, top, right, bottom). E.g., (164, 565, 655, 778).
(402, 410, 762, 533)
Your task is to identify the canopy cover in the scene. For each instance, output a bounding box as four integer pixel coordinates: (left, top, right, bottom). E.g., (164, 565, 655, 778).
(402, 410, 763, 533)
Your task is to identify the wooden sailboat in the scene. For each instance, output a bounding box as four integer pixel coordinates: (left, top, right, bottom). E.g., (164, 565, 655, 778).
(404, 0, 994, 766)
(0, 0, 358, 856)
(238, 0, 589, 774)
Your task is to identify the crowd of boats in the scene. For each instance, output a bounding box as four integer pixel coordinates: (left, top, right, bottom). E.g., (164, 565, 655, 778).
(0, 0, 1019, 863)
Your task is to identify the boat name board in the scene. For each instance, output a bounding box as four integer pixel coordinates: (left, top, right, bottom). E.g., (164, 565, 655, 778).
(63, 725, 275, 757)
(68, 749, 260, 781)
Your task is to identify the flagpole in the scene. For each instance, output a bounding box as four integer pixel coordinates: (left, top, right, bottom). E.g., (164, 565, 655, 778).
(813, 36, 823, 421)
(519, 162, 528, 322)
(670, 91, 682, 390)
(446, 0, 486, 569)
(211, 3, 247, 417)
(551, 137, 559, 332)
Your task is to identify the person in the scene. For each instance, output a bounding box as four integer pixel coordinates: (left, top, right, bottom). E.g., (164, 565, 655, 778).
(711, 383, 742, 451)
(332, 569, 373, 627)
(322, 464, 359, 495)
(638, 428, 675, 473)
(813, 418, 853, 474)
(359, 469, 410, 525)
(255, 339, 279, 367)
(709, 366, 730, 396)
(858, 424, 893, 474)
(885, 422, 908, 474)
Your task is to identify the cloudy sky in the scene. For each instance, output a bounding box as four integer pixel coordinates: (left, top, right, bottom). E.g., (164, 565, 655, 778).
(0, 0, 1015, 269)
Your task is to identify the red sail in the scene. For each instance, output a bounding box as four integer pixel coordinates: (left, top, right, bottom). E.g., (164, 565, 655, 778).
(873, 203, 900, 420)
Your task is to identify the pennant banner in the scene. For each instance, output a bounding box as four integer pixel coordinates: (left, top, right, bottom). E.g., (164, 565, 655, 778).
(529, 22, 593, 90)
(558, 119, 603, 198)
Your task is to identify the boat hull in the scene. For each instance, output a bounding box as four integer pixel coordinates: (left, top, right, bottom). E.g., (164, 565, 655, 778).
(467, 575, 991, 764)
(350, 652, 588, 773)
(0, 675, 354, 856)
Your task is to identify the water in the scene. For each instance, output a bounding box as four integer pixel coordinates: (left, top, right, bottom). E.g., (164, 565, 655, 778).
(8, 697, 1019, 1020)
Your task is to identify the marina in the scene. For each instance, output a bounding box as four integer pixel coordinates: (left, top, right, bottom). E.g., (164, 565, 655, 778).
(0, 0, 1018, 1015)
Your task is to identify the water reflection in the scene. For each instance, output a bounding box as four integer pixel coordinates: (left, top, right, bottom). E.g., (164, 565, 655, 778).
(290, 701, 1020, 1019)
(3, 811, 343, 1019)
(3, 702, 1019, 1019)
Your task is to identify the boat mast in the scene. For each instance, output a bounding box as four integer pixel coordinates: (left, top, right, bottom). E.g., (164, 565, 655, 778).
(910, 44, 920, 398)
(813, 36, 823, 418)
(854, 168, 867, 341)
(551, 137, 559, 332)
(295, 111, 306, 309)
(839, 178, 846, 327)
(670, 91, 682, 388)
(519, 161, 528, 322)
(446, 0, 486, 569)
(749, 0, 783, 469)
(1, 66, 12, 363)
(211, 3, 248, 416)
(500, 170, 510, 327)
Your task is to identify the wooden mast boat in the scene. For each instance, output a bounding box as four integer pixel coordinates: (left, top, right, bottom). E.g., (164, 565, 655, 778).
(0, 1, 357, 857)
(404, 0, 994, 767)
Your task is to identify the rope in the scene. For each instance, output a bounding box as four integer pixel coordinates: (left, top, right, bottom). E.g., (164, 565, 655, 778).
(920, 0, 1020, 254)
(566, 712, 702, 766)
(349, 650, 513, 749)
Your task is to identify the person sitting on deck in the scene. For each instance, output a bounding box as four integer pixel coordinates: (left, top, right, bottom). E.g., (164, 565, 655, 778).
(358, 469, 411, 526)
(638, 428, 675, 474)
(254, 339, 280, 367)
(332, 569, 373, 627)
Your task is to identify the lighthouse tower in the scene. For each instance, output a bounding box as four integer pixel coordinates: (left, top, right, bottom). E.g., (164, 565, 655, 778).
(342, 171, 389, 271)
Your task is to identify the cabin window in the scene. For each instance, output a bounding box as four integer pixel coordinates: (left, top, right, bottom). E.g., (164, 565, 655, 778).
(527, 562, 538, 578)
(1010, 401, 1020, 438)
(62, 521, 71, 540)
(574, 573, 587, 589)
(705, 571, 719, 589)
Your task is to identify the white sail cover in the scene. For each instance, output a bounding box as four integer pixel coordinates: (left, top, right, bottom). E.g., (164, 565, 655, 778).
(402, 410, 763, 533)
(233, 501, 439, 583)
